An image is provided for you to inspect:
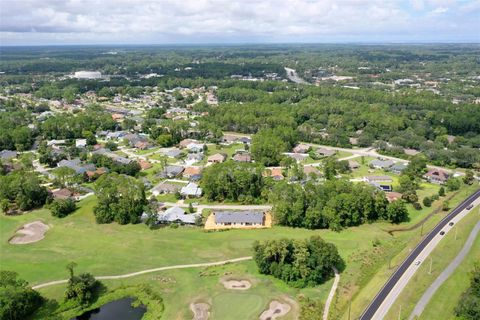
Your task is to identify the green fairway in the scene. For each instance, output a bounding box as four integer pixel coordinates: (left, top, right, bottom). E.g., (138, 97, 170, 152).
(1, 184, 477, 319)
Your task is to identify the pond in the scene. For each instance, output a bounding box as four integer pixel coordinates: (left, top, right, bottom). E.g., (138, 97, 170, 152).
(72, 297, 146, 320)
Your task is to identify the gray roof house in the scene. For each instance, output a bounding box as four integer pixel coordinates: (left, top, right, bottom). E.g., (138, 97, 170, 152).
(151, 182, 182, 196)
(369, 159, 395, 169)
(389, 163, 408, 174)
(0, 150, 17, 160)
(158, 206, 199, 224)
(57, 158, 96, 174)
(214, 211, 265, 226)
(157, 165, 184, 179)
(180, 182, 202, 197)
(164, 148, 182, 158)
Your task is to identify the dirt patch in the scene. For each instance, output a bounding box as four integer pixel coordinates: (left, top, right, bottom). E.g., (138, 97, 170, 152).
(190, 302, 210, 320)
(9, 221, 49, 244)
(259, 300, 292, 320)
(221, 279, 252, 290)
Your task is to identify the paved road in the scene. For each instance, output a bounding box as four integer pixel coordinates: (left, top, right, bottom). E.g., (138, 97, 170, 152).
(323, 267, 340, 320)
(284, 67, 309, 84)
(409, 219, 480, 319)
(32, 256, 252, 290)
(359, 188, 480, 320)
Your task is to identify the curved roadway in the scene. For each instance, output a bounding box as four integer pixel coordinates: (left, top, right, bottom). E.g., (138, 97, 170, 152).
(360, 188, 480, 320)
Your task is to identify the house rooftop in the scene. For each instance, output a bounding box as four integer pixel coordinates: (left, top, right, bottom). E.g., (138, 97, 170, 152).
(214, 211, 264, 224)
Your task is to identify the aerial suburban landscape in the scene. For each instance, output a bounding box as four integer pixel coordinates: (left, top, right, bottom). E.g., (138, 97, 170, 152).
(0, 1, 479, 320)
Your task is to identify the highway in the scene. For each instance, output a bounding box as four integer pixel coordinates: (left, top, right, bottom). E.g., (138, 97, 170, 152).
(359, 188, 480, 320)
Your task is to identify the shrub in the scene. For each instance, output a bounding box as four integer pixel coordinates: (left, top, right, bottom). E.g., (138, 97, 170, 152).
(49, 198, 76, 218)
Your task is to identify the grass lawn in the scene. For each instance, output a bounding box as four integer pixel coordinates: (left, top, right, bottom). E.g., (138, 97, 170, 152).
(384, 205, 480, 319)
(1, 184, 477, 319)
(342, 183, 479, 319)
(420, 209, 480, 319)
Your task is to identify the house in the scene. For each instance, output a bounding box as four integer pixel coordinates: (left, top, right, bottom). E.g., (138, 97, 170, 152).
(51, 188, 79, 200)
(349, 137, 359, 145)
(386, 192, 402, 202)
(0, 150, 17, 161)
(57, 158, 88, 174)
(369, 159, 395, 170)
(222, 134, 239, 144)
(183, 166, 202, 179)
(424, 169, 450, 184)
(404, 148, 420, 156)
(151, 182, 182, 196)
(286, 153, 308, 162)
(75, 139, 87, 148)
(180, 182, 202, 197)
(47, 139, 67, 147)
(293, 143, 310, 154)
(138, 160, 152, 170)
(186, 153, 204, 163)
(315, 148, 336, 157)
(164, 148, 182, 158)
(364, 176, 393, 183)
(186, 143, 205, 153)
(207, 153, 227, 164)
(389, 163, 408, 175)
(157, 206, 199, 224)
(303, 165, 320, 176)
(157, 165, 184, 178)
(348, 160, 360, 170)
(369, 182, 393, 192)
(179, 139, 198, 148)
(233, 153, 252, 163)
(263, 167, 284, 180)
(204, 210, 272, 230)
(238, 137, 252, 145)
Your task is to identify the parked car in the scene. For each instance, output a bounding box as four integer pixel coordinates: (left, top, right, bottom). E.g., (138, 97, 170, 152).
(449, 222, 454, 226)
(466, 204, 474, 210)
(440, 231, 445, 236)
(415, 260, 421, 266)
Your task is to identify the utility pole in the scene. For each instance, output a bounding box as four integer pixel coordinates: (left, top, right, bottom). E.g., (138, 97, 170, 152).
(398, 305, 402, 320)
(429, 257, 433, 274)
(348, 299, 352, 320)
(420, 222, 424, 236)
(455, 226, 458, 240)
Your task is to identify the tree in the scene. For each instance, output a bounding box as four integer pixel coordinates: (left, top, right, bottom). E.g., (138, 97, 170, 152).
(442, 200, 450, 211)
(49, 199, 76, 218)
(0, 271, 43, 320)
(94, 173, 146, 224)
(65, 273, 98, 305)
(323, 158, 337, 180)
(53, 167, 78, 188)
(253, 236, 343, 287)
(438, 186, 445, 197)
(422, 197, 432, 207)
(446, 177, 462, 191)
(455, 264, 480, 319)
(386, 200, 409, 224)
(463, 170, 475, 185)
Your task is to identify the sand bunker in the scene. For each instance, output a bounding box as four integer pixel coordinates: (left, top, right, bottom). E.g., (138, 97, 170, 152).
(9, 221, 49, 244)
(259, 300, 291, 320)
(190, 302, 210, 320)
(221, 279, 252, 290)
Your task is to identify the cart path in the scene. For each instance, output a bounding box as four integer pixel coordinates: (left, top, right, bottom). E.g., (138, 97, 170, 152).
(323, 267, 340, 320)
(408, 220, 480, 319)
(32, 256, 252, 290)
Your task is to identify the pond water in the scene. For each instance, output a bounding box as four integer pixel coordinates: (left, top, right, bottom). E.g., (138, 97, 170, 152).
(72, 297, 146, 320)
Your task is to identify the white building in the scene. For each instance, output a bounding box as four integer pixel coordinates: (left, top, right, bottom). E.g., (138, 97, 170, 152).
(73, 71, 102, 79)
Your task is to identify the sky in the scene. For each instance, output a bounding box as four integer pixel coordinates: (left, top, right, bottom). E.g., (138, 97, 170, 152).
(0, 0, 479, 45)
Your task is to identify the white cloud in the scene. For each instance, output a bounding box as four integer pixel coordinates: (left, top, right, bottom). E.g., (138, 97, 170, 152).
(0, 0, 478, 44)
